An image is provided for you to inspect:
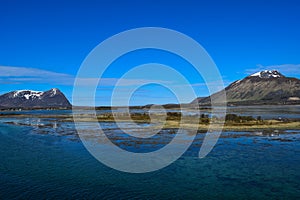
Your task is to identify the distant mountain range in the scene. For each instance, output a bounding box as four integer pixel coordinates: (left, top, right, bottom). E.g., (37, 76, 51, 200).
(191, 70, 300, 106)
(0, 70, 299, 109)
(0, 88, 71, 109)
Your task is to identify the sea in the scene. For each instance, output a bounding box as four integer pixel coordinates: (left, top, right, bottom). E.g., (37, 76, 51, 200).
(0, 106, 300, 199)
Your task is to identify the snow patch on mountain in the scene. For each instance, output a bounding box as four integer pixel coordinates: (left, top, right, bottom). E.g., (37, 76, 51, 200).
(250, 70, 282, 78)
(50, 88, 57, 97)
(13, 90, 44, 100)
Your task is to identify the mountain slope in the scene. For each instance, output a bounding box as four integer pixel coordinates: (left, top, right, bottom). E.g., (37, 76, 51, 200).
(192, 70, 300, 105)
(0, 88, 71, 109)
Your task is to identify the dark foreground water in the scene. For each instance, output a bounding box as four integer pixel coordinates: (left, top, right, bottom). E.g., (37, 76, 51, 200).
(0, 110, 300, 199)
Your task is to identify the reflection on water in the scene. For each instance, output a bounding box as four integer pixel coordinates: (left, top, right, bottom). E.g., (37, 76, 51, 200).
(0, 108, 300, 199)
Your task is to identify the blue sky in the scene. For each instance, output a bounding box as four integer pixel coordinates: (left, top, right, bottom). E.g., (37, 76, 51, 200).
(0, 0, 300, 105)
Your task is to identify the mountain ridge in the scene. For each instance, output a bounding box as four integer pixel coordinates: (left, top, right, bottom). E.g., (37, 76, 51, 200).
(0, 88, 71, 109)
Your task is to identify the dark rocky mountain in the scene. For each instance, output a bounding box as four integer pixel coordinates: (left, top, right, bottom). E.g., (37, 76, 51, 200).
(192, 70, 300, 105)
(0, 88, 71, 109)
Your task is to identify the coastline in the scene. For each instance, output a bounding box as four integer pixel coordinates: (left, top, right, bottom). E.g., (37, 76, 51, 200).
(1, 112, 300, 131)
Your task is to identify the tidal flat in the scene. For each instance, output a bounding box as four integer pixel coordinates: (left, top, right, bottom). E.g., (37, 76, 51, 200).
(1, 110, 300, 131)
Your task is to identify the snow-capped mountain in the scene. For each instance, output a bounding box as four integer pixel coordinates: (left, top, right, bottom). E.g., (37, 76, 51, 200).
(0, 88, 71, 109)
(192, 70, 300, 105)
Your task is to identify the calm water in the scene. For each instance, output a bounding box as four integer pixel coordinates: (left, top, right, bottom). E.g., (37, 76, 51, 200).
(0, 108, 300, 199)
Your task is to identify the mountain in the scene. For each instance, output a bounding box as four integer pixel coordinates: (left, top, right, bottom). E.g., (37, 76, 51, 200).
(192, 70, 300, 105)
(0, 88, 71, 109)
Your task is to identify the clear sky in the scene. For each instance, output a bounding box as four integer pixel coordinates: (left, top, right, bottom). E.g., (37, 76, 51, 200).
(1, 0, 300, 105)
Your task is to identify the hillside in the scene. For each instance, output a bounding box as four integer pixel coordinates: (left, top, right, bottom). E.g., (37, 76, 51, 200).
(192, 70, 300, 105)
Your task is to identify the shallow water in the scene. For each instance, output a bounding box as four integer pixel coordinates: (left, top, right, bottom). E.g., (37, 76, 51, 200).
(3, 105, 300, 119)
(0, 109, 300, 199)
(227, 105, 300, 119)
